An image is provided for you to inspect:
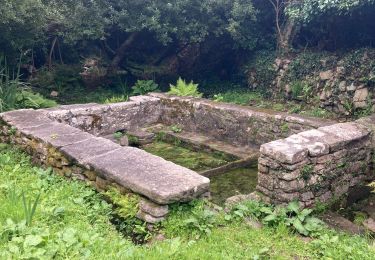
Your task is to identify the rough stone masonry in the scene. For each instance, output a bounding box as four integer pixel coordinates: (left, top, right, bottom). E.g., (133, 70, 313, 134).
(1, 94, 374, 223)
(257, 120, 375, 207)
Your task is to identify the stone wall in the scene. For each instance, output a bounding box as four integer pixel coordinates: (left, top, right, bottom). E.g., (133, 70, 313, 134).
(257, 120, 374, 207)
(151, 93, 335, 147)
(45, 96, 162, 136)
(247, 49, 375, 117)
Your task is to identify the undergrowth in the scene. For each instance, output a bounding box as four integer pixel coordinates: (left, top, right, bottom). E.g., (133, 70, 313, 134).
(0, 144, 374, 259)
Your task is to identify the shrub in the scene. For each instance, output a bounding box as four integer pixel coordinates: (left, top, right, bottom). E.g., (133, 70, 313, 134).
(15, 91, 57, 109)
(132, 80, 159, 95)
(168, 78, 202, 97)
(0, 56, 23, 112)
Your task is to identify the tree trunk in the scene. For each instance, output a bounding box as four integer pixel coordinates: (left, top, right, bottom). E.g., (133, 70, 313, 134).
(48, 37, 58, 70)
(107, 32, 139, 75)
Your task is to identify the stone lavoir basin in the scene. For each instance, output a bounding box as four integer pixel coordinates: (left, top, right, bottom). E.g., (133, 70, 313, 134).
(1, 93, 375, 223)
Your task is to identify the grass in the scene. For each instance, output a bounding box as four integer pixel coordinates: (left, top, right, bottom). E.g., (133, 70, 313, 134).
(0, 143, 374, 259)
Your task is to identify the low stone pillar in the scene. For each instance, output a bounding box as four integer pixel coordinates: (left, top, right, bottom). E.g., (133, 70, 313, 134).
(256, 122, 373, 207)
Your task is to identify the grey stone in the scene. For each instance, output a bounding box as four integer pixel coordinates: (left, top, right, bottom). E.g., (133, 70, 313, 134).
(353, 88, 369, 109)
(85, 147, 210, 204)
(338, 81, 347, 92)
(278, 170, 300, 181)
(320, 70, 333, 81)
(119, 136, 129, 146)
(260, 140, 308, 164)
(224, 193, 261, 209)
(363, 218, 375, 233)
(321, 211, 365, 235)
(285, 134, 329, 157)
(0, 109, 52, 129)
(301, 192, 314, 202)
(245, 218, 263, 230)
(139, 199, 169, 218)
(347, 83, 357, 92)
(60, 137, 121, 165)
(136, 210, 165, 224)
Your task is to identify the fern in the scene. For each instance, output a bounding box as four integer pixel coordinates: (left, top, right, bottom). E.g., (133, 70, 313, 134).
(168, 77, 203, 97)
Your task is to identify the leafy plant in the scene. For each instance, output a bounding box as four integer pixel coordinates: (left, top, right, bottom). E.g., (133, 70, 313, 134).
(15, 90, 57, 109)
(22, 192, 41, 226)
(0, 56, 22, 112)
(168, 77, 202, 98)
(213, 94, 224, 102)
(132, 80, 159, 95)
(113, 132, 124, 140)
(104, 95, 128, 104)
(261, 201, 324, 236)
(170, 125, 182, 133)
(183, 209, 216, 237)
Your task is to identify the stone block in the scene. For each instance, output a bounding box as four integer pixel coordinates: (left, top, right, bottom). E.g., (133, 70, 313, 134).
(260, 140, 308, 164)
(278, 170, 301, 181)
(139, 199, 169, 218)
(136, 210, 165, 224)
(86, 147, 210, 204)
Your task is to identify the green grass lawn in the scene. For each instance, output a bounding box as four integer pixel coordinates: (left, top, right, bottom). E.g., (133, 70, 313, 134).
(0, 143, 374, 259)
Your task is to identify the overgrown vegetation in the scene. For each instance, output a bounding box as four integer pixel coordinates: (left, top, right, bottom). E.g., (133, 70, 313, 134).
(0, 144, 374, 259)
(0, 56, 56, 112)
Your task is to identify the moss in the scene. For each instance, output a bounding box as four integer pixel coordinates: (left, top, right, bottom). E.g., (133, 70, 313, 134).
(301, 164, 314, 181)
(142, 141, 229, 172)
(105, 188, 140, 219)
(281, 123, 289, 133)
(209, 166, 258, 205)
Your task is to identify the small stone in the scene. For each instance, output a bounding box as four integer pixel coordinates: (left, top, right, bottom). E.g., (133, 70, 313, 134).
(301, 192, 314, 202)
(225, 192, 261, 210)
(139, 199, 169, 218)
(320, 70, 333, 81)
(83, 170, 97, 181)
(258, 164, 269, 174)
(147, 233, 166, 244)
(354, 88, 369, 102)
(338, 81, 347, 92)
(119, 136, 129, 146)
(96, 176, 111, 191)
(245, 218, 263, 230)
(336, 66, 345, 75)
(347, 83, 357, 92)
(279, 170, 300, 181)
(363, 218, 375, 233)
(136, 210, 165, 224)
(50, 91, 59, 97)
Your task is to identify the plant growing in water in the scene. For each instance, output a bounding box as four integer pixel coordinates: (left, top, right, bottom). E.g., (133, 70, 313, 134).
(132, 80, 159, 95)
(168, 77, 203, 97)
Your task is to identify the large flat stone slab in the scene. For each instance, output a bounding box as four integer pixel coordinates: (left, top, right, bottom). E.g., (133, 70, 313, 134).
(20, 122, 81, 139)
(0, 109, 52, 129)
(60, 137, 121, 165)
(86, 147, 210, 204)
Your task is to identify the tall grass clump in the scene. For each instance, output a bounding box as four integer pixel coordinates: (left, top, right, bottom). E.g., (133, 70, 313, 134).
(0, 55, 21, 112)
